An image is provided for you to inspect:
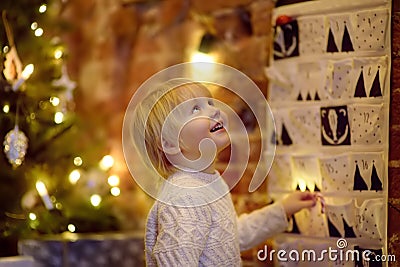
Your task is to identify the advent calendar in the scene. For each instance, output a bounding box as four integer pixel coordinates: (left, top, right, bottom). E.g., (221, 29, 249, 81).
(266, 0, 391, 266)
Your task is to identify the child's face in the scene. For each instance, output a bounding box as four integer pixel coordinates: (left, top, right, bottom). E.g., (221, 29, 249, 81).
(172, 85, 230, 161)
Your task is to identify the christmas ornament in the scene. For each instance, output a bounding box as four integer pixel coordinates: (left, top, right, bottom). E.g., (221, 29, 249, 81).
(52, 64, 77, 112)
(2, 11, 34, 92)
(3, 125, 29, 167)
(3, 46, 22, 84)
(52, 64, 77, 101)
(276, 15, 293, 26)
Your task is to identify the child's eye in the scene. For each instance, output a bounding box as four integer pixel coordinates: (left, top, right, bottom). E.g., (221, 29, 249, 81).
(208, 100, 214, 106)
(192, 105, 201, 114)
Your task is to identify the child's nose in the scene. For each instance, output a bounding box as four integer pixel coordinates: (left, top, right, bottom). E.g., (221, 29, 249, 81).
(210, 107, 220, 119)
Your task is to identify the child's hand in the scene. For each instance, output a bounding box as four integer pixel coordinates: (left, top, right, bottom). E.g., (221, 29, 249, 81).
(281, 191, 318, 218)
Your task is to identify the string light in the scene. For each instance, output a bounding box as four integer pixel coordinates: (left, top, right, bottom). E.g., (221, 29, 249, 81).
(54, 49, 63, 59)
(67, 224, 76, 232)
(12, 64, 34, 91)
(99, 155, 114, 170)
(31, 22, 38, 30)
(34, 28, 43, 37)
(73, 156, 83, 166)
(54, 111, 64, 124)
(38, 4, 47, 13)
(28, 213, 37, 220)
(50, 96, 60, 106)
(107, 175, 120, 187)
(90, 194, 101, 207)
(69, 169, 81, 184)
(3, 104, 10, 113)
(22, 64, 34, 79)
(35, 181, 54, 210)
(110, 187, 120, 196)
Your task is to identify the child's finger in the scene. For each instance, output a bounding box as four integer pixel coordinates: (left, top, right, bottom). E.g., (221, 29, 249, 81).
(299, 199, 317, 209)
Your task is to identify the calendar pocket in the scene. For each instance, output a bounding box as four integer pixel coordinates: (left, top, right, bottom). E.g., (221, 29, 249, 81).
(271, 108, 294, 146)
(265, 65, 299, 102)
(354, 198, 384, 240)
(320, 105, 351, 146)
(353, 56, 388, 98)
(273, 20, 300, 60)
(293, 201, 329, 237)
(325, 198, 356, 238)
(296, 62, 324, 101)
(291, 154, 322, 191)
(352, 8, 389, 51)
(348, 103, 384, 145)
(319, 154, 352, 192)
(286, 106, 321, 145)
(354, 246, 384, 266)
(268, 154, 296, 192)
(320, 59, 354, 100)
(298, 15, 327, 55)
(350, 152, 384, 191)
(326, 13, 355, 53)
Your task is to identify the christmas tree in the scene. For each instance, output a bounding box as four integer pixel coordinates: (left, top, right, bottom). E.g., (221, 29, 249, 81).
(0, 0, 127, 256)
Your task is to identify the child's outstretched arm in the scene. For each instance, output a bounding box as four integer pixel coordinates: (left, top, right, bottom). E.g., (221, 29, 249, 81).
(237, 191, 318, 251)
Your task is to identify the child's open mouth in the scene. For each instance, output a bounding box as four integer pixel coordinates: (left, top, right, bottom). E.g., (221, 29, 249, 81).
(210, 122, 224, 132)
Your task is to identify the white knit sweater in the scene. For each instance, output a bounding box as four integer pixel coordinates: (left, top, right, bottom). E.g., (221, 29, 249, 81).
(145, 170, 288, 266)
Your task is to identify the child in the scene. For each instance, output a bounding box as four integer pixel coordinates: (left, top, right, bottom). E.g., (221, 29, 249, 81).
(131, 79, 318, 266)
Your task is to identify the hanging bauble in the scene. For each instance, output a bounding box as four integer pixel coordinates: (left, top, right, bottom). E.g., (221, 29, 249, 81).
(3, 125, 28, 167)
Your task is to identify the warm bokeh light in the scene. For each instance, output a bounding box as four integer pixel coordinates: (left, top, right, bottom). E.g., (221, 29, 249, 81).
(3, 104, 10, 113)
(34, 28, 44, 37)
(50, 96, 60, 106)
(22, 64, 34, 79)
(31, 22, 38, 30)
(67, 224, 76, 232)
(73, 156, 83, 166)
(28, 213, 37, 221)
(69, 169, 81, 184)
(90, 194, 101, 207)
(99, 155, 114, 170)
(110, 187, 121, 196)
(107, 175, 120, 187)
(54, 49, 63, 59)
(190, 52, 215, 63)
(39, 4, 47, 13)
(189, 53, 217, 81)
(35, 181, 48, 196)
(54, 112, 64, 124)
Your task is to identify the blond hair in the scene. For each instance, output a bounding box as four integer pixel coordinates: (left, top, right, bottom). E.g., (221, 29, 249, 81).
(132, 79, 207, 178)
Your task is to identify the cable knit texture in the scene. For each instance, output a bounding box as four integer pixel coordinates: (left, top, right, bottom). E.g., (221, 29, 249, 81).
(145, 171, 288, 266)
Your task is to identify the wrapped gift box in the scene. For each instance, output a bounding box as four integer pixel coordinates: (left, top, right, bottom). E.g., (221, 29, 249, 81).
(18, 232, 144, 267)
(0, 256, 34, 267)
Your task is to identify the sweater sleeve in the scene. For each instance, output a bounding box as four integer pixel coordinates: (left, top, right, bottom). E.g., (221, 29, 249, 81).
(237, 201, 289, 251)
(152, 201, 212, 266)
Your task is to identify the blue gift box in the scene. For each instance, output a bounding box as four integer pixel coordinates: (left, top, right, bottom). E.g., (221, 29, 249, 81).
(18, 232, 144, 267)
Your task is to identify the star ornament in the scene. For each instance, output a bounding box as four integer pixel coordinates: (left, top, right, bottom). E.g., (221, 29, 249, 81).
(52, 64, 77, 102)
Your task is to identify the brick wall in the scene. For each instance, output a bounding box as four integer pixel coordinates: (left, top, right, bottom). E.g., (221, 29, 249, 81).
(388, 2, 400, 266)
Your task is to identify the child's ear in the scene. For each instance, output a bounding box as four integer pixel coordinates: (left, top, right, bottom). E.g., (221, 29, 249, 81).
(160, 137, 180, 155)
